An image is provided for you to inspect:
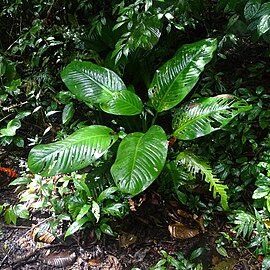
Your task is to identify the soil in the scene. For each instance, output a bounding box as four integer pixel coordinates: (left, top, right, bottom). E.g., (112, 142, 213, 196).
(0, 150, 262, 270)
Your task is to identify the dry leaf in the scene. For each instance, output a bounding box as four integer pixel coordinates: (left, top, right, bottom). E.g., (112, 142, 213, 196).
(88, 258, 101, 267)
(43, 251, 76, 267)
(195, 215, 206, 233)
(101, 255, 122, 270)
(128, 198, 137, 212)
(119, 232, 137, 248)
(128, 194, 147, 211)
(213, 258, 236, 270)
(168, 222, 200, 239)
(264, 220, 270, 228)
(176, 209, 194, 219)
(258, 255, 264, 263)
(31, 226, 55, 244)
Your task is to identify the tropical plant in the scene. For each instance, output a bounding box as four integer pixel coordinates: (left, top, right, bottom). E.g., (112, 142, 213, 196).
(148, 249, 204, 270)
(110, 0, 199, 63)
(230, 208, 270, 259)
(253, 144, 270, 211)
(27, 38, 250, 211)
(8, 170, 129, 238)
(218, 0, 270, 43)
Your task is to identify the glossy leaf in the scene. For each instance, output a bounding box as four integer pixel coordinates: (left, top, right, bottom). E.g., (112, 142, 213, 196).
(97, 187, 118, 203)
(102, 203, 126, 217)
(258, 14, 270, 36)
(111, 125, 168, 195)
(244, 0, 261, 20)
(100, 89, 143, 115)
(148, 38, 217, 112)
(61, 61, 125, 104)
(28, 125, 118, 176)
(13, 204, 29, 219)
(4, 208, 17, 225)
(65, 216, 89, 238)
(61, 61, 143, 115)
(100, 223, 115, 236)
(62, 103, 74, 124)
(92, 201, 100, 222)
(262, 256, 270, 270)
(173, 95, 251, 140)
(0, 118, 21, 137)
(73, 177, 91, 197)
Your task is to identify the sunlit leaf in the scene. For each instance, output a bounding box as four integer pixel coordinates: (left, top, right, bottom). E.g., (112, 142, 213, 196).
(244, 0, 261, 20)
(100, 223, 115, 236)
(62, 103, 75, 124)
(65, 217, 89, 238)
(0, 119, 21, 137)
(148, 38, 217, 112)
(92, 201, 100, 222)
(61, 61, 143, 115)
(111, 125, 168, 195)
(97, 187, 118, 203)
(28, 125, 118, 176)
(173, 95, 251, 140)
(177, 151, 229, 210)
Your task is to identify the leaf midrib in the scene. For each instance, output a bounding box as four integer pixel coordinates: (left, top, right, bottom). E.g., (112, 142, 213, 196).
(36, 133, 114, 165)
(110, 92, 142, 112)
(75, 67, 124, 99)
(155, 47, 205, 111)
(174, 103, 232, 137)
(129, 135, 143, 182)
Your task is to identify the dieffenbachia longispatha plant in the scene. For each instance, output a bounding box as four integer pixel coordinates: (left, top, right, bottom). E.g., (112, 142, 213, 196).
(28, 38, 251, 209)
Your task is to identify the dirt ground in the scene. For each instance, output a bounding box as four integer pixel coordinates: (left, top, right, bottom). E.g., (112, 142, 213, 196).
(0, 188, 261, 270)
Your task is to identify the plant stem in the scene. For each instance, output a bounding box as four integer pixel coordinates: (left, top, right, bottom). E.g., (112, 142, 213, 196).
(142, 111, 147, 132)
(151, 112, 158, 126)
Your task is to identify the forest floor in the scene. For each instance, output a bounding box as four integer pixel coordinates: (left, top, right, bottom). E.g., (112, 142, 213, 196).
(0, 149, 262, 270)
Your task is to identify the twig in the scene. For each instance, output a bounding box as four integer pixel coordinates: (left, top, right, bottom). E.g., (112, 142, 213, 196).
(2, 224, 32, 230)
(0, 113, 14, 123)
(3, 101, 28, 112)
(0, 251, 10, 267)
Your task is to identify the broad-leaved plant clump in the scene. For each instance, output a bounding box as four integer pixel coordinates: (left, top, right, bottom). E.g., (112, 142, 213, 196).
(28, 38, 250, 210)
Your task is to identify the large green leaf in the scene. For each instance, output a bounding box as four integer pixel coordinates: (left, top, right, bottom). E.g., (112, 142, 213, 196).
(111, 125, 168, 195)
(61, 61, 143, 115)
(100, 89, 143, 115)
(28, 125, 118, 176)
(148, 38, 217, 112)
(61, 61, 125, 103)
(172, 95, 251, 140)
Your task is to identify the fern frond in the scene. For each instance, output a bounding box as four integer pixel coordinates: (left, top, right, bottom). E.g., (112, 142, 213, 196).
(177, 150, 229, 210)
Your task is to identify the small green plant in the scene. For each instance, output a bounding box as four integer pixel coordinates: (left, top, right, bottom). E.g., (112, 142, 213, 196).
(0, 202, 29, 225)
(253, 146, 270, 211)
(0, 56, 30, 147)
(9, 169, 129, 238)
(230, 209, 270, 257)
(218, 0, 270, 43)
(27, 38, 250, 211)
(148, 249, 203, 270)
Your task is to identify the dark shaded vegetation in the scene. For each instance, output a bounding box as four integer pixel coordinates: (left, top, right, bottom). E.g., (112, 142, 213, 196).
(1, 0, 270, 269)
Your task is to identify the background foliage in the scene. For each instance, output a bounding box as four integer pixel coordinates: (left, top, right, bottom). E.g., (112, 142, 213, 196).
(1, 0, 270, 267)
